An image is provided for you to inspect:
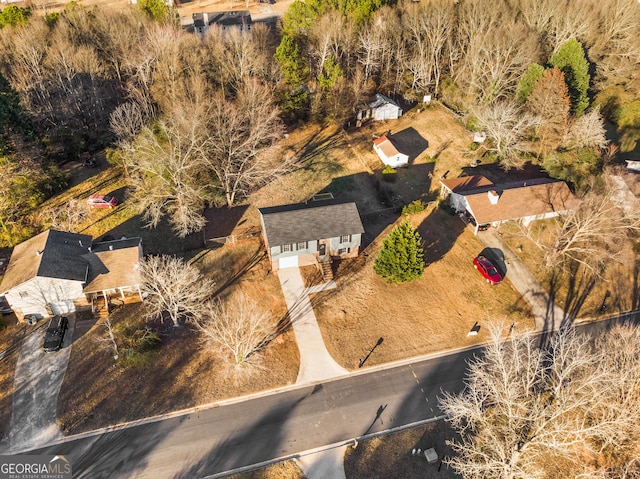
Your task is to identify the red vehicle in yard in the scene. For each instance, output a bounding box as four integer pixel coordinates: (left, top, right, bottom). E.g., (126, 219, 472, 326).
(87, 194, 118, 209)
(473, 255, 503, 285)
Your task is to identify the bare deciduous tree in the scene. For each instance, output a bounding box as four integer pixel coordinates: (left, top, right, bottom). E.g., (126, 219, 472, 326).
(192, 292, 276, 371)
(93, 317, 119, 360)
(473, 102, 541, 169)
(562, 106, 609, 150)
(122, 111, 210, 237)
(401, 0, 454, 96)
(522, 178, 640, 273)
(440, 324, 640, 479)
(140, 255, 214, 327)
(39, 199, 91, 233)
(203, 80, 289, 207)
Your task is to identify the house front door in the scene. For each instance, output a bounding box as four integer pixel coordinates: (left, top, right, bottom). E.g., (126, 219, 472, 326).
(319, 243, 326, 256)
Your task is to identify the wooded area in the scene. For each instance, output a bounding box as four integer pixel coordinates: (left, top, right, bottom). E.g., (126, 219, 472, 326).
(0, 0, 638, 244)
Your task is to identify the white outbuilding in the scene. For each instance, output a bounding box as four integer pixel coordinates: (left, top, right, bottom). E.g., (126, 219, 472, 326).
(373, 135, 409, 168)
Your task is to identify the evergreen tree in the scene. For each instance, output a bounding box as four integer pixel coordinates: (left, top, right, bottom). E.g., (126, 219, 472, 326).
(0, 5, 31, 28)
(374, 221, 425, 284)
(550, 39, 590, 116)
(517, 63, 545, 103)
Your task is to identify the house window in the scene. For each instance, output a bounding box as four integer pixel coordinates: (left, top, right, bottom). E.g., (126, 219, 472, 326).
(281, 244, 291, 253)
(297, 241, 307, 250)
(338, 247, 350, 255)
(19, 291, 29, 299)
(340, 234, 351, 243)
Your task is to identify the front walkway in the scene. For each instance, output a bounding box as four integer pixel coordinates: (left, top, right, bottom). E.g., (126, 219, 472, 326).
(2, 316, 75, 452)
(478, 230, 566, 331)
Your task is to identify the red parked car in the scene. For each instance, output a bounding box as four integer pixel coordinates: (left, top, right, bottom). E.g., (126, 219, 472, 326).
(87, 194, 118, 209)
(473, 255, 502, 285)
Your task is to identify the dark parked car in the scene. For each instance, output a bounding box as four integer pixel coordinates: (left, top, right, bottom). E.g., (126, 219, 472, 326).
(0, 296, 12, 315)
(43, 316, 68, 352)
(473, 255, 503, 285)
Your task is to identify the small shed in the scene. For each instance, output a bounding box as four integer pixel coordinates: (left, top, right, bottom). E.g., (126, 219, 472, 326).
(358, 93, 402, 121)
(373, 135, 409, 168)
(625, 160, 640, 172)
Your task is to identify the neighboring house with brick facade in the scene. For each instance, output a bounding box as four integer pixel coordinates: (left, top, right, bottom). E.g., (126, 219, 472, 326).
(440, 175, 578, 234)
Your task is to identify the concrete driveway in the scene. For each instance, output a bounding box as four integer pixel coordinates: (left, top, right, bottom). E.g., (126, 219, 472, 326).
(478, 230, 567, 331)
(278, 267, 347, 384)
(2, 315, 75, 453)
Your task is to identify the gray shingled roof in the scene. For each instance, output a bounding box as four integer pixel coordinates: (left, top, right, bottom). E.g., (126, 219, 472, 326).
(259, 202, 365, 247)
(0, 230, 92, 292)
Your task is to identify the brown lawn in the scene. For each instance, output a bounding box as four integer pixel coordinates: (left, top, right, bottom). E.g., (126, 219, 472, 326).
(57, 239, 299, 434)
(344, 421, 462, 479)
(313, 205, 534, 370)
(498, 220, 638, 320)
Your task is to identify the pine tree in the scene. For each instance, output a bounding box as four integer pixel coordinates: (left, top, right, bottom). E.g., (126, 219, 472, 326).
(550, 39, 590, 116)
(517, 63, 545, 103)
(374, 221, 425, 284)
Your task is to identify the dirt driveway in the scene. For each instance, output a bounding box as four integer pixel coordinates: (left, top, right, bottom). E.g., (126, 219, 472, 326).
(1, 316, 75, 453)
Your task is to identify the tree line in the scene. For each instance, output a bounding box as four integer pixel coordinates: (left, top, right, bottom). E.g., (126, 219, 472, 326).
(0, 0, 638, 243)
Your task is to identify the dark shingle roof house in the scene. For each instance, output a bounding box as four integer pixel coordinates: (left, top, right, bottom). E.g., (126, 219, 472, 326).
(0, 230, 143, 321)
(0, 230, 92, 292)
(259, 202, 364, 248)
(258, 201, 365, 274)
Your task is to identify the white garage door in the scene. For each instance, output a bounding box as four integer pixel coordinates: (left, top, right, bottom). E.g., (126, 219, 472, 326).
(278, 256, 299, 269)
(49, 300, 76, 315)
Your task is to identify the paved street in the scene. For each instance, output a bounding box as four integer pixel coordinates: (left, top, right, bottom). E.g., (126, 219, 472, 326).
(15, 313, 640, 478)
(26, 345, 477, 478)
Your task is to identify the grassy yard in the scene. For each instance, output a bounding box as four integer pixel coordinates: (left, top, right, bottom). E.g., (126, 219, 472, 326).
(497, 220, 638, 320)
(57, 239, 299, 434)
(313, 205, 534, 370)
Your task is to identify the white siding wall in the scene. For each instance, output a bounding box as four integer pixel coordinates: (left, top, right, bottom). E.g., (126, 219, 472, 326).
(5, 277, 84, 317)
(329, 233, 361, 253)
(373, 104, 402, 121)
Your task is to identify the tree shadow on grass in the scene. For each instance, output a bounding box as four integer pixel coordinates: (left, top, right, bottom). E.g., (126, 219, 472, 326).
(103, 214, 203, 255)
(203, 205, 250, 247)
(461, 162, 549, 185)
(417, 206, 466, 266)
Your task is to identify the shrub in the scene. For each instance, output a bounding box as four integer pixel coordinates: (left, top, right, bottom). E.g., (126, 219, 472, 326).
(402, 200, 426, 216)
(113, 321, 161, 368)
(374, 221, 425, 284)
(382, 165, 397, 182)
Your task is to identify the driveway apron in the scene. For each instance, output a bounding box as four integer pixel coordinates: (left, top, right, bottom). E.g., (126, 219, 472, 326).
(3, 317, 75, 452)
(479, 230, 567, 331)
(277, 267, 347, 384)
(296, 446, 348, 479)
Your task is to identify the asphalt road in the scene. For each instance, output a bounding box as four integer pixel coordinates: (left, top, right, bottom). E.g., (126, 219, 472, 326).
(24, 312, 640, 478)
(26, 346, 476, 479)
